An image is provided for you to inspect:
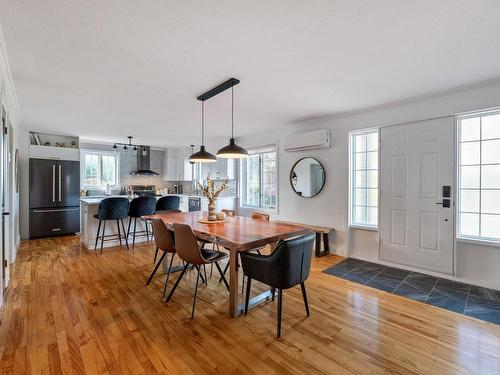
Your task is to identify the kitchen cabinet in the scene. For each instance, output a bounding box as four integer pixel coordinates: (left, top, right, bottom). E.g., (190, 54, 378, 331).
(164, 156, 193, 181)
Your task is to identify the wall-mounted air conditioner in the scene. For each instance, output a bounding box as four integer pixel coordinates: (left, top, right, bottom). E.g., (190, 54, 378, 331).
(283, 129, 331, 152)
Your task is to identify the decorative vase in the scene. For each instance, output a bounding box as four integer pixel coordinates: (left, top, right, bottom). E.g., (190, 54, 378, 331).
(207, 198, 217, 221)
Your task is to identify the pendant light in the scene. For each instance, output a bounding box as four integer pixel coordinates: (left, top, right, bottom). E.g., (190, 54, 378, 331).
(189, 101, 217, 163)
(217, 85, 248, 158)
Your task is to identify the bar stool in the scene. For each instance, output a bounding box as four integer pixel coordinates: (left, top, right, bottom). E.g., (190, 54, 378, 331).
(127, 196, 157, 248)
(156, 196, 180, 211)
(94, 197, 130, 254)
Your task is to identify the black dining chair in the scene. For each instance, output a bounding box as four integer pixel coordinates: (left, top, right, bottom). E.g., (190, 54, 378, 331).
(94, 197, 130, 254)
(155, 196, 181, 212)
(240, 233, 315, 337)
(127, 196, 157, 248)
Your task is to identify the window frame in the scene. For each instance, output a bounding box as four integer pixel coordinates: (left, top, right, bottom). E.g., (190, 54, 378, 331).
(80, 149, 121, 189)
(348, 127, 380, 230)
(239, 145, 278, 213)
(457, 109, 500, 244)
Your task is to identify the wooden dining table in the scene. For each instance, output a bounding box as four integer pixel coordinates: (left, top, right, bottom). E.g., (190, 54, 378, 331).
(143, 211, 313, 317)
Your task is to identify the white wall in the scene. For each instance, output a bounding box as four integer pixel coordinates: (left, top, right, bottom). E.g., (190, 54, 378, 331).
(237, 81, 500, 289)
(0, 25, 22, 303)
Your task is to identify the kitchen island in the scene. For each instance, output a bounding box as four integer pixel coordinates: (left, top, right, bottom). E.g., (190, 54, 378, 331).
(79, 195, 237, 250)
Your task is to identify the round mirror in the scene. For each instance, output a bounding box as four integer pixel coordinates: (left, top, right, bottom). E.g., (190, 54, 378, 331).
(290, 157, 326, 197)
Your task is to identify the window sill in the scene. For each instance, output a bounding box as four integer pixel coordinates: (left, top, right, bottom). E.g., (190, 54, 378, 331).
(350, 224, 378, 232)
(457, 237, 500, 248)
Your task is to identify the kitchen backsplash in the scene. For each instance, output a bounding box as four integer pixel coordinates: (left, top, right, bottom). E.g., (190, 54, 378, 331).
(164, 179, 237, 197)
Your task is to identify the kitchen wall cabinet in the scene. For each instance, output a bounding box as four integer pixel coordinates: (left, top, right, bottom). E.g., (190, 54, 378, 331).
(164, 157, 192, 181)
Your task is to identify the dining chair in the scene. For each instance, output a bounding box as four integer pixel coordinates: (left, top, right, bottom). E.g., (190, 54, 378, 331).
(166, 223, 230, 318)
(222, 209, 236, 217)
(251, 211, 270, 221)
(146, 218, 177, 297)
(240, 233, 315, 337)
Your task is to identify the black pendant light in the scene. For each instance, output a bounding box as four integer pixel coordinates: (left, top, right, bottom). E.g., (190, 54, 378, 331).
(217, 85, 248, 158)
(189, 101, 217, 163)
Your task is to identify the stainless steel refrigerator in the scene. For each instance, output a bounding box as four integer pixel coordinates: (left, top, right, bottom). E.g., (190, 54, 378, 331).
(29, 158, 80, 238)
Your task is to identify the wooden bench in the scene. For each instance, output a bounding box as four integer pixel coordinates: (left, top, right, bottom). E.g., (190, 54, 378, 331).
(276, 221, 334, 257)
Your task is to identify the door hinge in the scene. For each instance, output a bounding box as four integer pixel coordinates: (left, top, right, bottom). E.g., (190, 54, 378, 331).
(3, 259, 7, 268)
(3, 127, 7, 135)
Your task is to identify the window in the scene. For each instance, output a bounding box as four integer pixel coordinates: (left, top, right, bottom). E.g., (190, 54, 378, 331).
(81, 150, 120, 188)
(349, 128, 379, 228)
(458, 110, 500, 243)
(240, 146, 277, 210)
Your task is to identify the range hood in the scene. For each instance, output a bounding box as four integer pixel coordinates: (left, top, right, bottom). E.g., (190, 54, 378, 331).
(130, 146, 159, 176)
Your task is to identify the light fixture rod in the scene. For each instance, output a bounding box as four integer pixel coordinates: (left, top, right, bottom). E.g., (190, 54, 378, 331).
(197, 78, 240, 101)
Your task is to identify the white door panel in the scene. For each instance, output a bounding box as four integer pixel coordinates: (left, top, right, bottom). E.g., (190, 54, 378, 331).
(380, 117, 455, 274)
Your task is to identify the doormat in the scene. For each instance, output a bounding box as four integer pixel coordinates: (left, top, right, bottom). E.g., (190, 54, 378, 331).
(323, 258, 500, 325)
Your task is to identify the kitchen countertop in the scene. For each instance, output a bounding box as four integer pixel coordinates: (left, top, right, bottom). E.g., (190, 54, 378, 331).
(80, 194, 236, 204)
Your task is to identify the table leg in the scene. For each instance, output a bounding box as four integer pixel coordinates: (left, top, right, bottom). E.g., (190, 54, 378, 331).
(229, 249, 239, 317)
(315, 232, 321, 257)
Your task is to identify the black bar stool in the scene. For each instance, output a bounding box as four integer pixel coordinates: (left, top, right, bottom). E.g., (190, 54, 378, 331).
(155, 196, 180, 211)
(127, 196, 157, 248)
(94, 197, 130, 254)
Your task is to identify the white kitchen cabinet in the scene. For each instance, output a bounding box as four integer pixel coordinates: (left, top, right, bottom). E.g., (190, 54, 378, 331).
(164, 156, 193, 181)
(164, 157, 178, 181)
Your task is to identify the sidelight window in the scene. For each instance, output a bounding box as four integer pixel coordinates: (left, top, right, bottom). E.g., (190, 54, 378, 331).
(349, 128, 379, 229)
(458, 110, 500, 243)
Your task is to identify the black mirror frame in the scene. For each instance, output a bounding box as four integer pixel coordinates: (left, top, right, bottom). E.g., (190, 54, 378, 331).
(289, 157, 326, 198)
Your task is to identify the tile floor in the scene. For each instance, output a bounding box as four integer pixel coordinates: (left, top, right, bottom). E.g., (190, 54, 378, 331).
(324, 258, 500, 324)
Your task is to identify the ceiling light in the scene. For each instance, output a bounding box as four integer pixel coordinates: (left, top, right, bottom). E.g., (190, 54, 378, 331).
(189, 101, 217, 163)
(217, 84, 248, 158)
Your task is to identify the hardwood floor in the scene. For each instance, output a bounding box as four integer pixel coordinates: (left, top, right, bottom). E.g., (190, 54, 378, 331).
(0, 236, 499, 374)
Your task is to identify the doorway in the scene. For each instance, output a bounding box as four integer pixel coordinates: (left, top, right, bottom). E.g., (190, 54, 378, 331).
(379, 117, 455, 274)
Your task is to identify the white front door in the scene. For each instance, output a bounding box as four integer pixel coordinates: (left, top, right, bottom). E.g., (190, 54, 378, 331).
(379, 117, 455, 274)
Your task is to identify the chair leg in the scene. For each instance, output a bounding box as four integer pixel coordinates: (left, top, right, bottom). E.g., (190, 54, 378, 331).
(203, 265, 208, 285)
(94, 220, 102, 250)
(116, 220, 122, 246)
(100, 220, 106, 254)
(145, 222, 149, 241)
(277, 289, 283, 337)
(163, 253, 175, 297)
(146, 251, 167, 285)
(121, 220, 129, 249)
(191, 266, 201, 319)
(300, 282, 310, 317)
(214, 262, 230, 291)
(165, 263, 189, 302)
(153, 247, 159, 263)
(221, 261, 229, 279)
(272, 287, 275, 302)
(244, 277, 252, 315)
(132, 217, 137, 249)
(127, 217, 132, 238)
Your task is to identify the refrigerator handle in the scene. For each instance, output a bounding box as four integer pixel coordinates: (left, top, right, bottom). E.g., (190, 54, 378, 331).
(52, 165, 56, 202)
(59, 165, 62, 201)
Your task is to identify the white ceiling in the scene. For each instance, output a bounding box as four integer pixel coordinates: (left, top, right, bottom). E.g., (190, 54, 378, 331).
(1, 1, 500, 147)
